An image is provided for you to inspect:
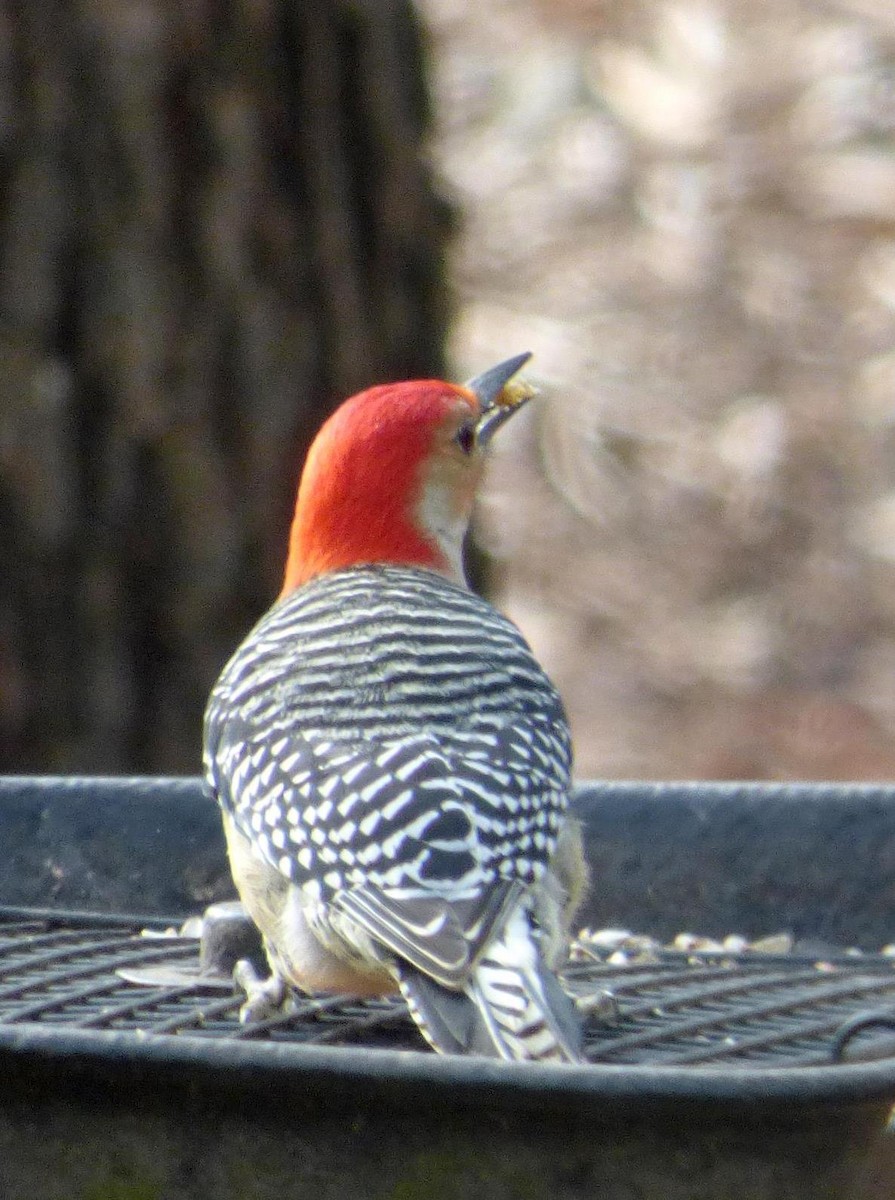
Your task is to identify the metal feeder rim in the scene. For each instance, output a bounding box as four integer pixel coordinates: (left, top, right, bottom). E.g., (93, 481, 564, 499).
(4, 1017, 895, 1117)
(0, 904, 182, 930)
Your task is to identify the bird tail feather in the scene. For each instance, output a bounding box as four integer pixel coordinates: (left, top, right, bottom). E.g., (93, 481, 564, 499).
(397, 903, 582, 1063)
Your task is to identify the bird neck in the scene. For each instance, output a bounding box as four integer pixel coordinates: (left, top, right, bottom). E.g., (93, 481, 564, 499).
(280, 425, 468, 597)
(281, 497, 458, 595)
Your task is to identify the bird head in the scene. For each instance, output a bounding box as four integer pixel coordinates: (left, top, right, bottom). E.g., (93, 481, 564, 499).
(281, 353, 536, 594)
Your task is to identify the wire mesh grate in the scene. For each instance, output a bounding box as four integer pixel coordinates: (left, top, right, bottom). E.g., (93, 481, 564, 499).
(2, 908, 895, 1067)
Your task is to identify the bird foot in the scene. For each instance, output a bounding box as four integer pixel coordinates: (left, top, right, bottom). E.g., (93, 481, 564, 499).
(233, 958, 293, 1023)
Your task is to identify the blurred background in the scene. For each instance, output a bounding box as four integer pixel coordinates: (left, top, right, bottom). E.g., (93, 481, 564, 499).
(2, 0, 895, 781)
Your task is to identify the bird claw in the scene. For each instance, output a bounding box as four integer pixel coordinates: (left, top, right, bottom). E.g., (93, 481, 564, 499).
(233, 958, 292, 1023)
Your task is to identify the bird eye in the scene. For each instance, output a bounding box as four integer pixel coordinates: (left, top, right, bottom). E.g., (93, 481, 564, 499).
(454, 423, 475, 454)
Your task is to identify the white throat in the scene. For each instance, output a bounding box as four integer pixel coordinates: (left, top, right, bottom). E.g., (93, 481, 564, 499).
(415, 479, 469, 585)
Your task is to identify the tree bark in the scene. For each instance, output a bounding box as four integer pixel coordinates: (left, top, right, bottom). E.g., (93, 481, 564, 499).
(0, 0, 450, 772)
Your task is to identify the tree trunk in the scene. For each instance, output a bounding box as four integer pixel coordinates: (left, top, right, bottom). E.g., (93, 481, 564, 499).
(0, 0, 450, 772)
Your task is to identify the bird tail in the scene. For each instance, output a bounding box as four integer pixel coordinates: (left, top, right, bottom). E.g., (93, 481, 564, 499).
(397, 903, 583, 1063)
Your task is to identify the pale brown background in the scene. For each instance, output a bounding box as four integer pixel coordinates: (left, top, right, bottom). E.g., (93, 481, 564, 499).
(425, 0, 895, 780)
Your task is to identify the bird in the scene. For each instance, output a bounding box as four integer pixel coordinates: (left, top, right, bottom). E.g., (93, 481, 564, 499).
(203, 352, 588, 1062)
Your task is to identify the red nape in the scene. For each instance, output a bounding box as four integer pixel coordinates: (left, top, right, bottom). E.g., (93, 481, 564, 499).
(280, 380, 478, 595)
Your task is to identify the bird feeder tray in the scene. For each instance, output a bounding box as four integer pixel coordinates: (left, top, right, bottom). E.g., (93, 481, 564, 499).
(0, 775, 893, 1199)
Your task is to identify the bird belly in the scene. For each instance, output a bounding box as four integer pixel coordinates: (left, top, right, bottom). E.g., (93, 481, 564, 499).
(222, 813, 396, 997)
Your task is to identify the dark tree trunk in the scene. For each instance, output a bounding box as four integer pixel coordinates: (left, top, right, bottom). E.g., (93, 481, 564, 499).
(0, 0, 450, 772)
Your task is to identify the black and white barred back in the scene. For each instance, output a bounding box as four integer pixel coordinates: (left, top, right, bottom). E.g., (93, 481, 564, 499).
(204, 565, 572, 908)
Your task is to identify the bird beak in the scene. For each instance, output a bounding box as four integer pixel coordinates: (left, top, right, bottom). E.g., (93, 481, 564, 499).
(465, 352, 537, 449)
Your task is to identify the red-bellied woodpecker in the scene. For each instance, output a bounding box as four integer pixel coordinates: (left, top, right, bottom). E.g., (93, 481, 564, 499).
(203, 353, 587, 1062)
